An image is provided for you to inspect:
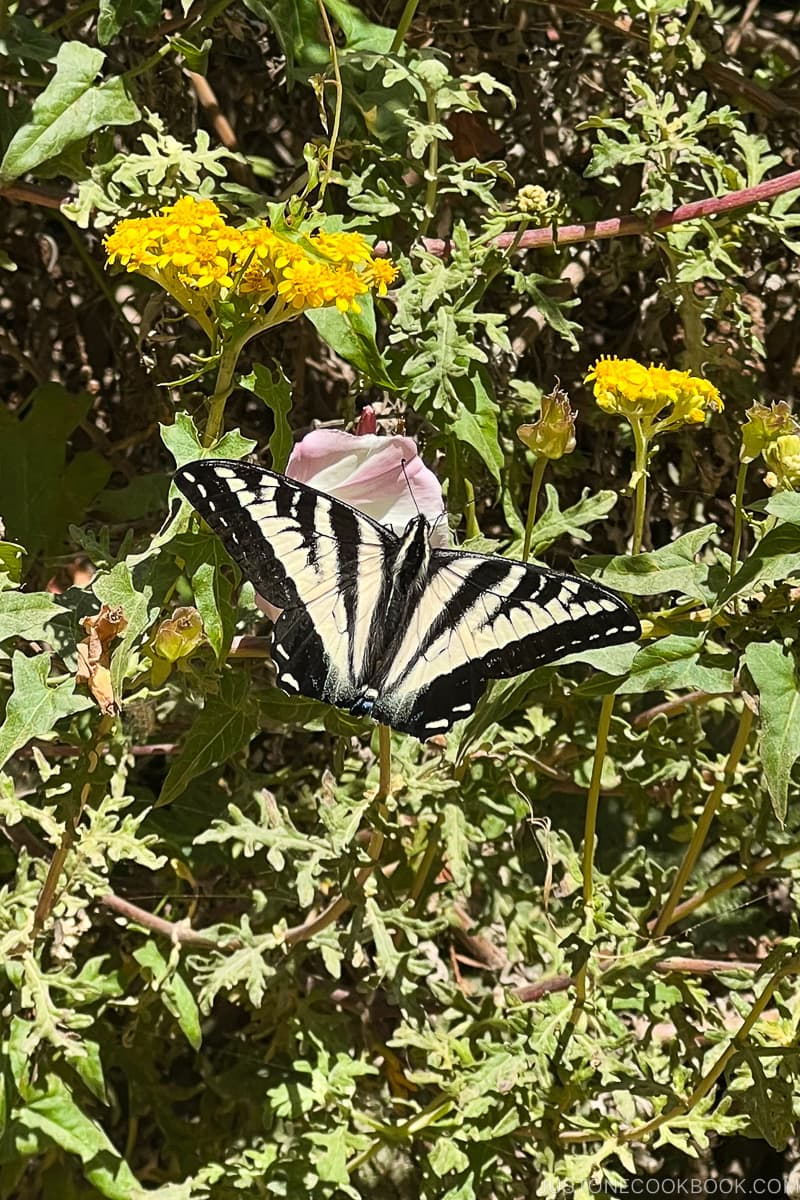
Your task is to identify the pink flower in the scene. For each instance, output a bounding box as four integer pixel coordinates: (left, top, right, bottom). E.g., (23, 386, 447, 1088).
(285, 430, 448, 545)
(257, 430, 448, 622)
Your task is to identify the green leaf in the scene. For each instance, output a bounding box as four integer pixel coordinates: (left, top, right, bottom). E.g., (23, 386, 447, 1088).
(364, 897, 402, 974)
(764, 492, 800, 523)
(526, 487, 618, 556)
(441, 803, 469, 889)
(452, 372, 503, 483)
(241, 0, 329, 79)
(97, 0, 162, 45)
(161, 411, 256, 470)
(158, 671, 259, 806)
(0, 592, 67, 645)
(324, 0, 394, 51)
(744, 641, 800, 823)
(716, 523, 800, 608)
(239, 363, 294, 473)
(0, 384, 111, 560)
(93, 563, 155, 697)
(0, 541, 24, 584)
(581, 526, 718, 598)
(428, 1137, 470, 1177)
(133, 943, 202, 1051)
(0, 42, 139, 183)
(307, 296, 396, 388)
(95, 473, 170, 521)
(0, 652, 93, 771)
(18, 1073, 144, 1200)
(615, 636, 734, 696)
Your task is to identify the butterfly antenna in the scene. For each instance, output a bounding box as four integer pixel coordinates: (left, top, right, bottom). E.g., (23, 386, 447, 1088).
(400, 458, 421, 515)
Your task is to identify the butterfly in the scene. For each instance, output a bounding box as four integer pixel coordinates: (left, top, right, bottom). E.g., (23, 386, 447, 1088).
(174, 460, 640, 740)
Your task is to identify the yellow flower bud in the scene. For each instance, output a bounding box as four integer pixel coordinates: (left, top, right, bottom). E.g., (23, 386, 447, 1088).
(740, 401, 798, 464)
(763, 434, 800, 491)
(517, 385, 576, 460)
(517, 184, 550, 215)
(152, 607, 205, 662)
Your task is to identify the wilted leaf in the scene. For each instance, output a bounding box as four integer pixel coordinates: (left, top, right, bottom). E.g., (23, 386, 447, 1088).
(93, 563, 155, 698)
(76, 604, 128, 715)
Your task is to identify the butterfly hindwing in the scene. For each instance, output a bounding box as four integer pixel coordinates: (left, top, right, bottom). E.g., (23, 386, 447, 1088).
(373, 551, 639, 737)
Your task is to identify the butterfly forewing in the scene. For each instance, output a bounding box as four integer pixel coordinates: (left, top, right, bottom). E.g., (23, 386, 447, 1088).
(174, 460, 396, 708)
(174, 459, 641, 740)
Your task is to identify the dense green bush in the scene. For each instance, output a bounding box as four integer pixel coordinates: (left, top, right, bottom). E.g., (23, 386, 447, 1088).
(2, 1, 800, 1196)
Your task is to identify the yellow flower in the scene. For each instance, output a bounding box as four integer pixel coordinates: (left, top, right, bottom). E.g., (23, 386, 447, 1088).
(586, 357, 723, 437)
(365, 258, 399, 295)
(105, 196, 397, 318)
(310, 230, 373, 264)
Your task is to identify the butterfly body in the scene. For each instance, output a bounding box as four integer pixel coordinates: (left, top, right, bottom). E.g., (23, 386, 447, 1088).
(174, 460, 640, 739)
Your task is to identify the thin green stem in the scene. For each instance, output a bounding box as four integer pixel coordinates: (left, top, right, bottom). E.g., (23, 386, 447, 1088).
(409, 814, 442, 909)
(730, 461, 748, 579)
(665, 837, 800, 927)
(316, 0, 343, 200)
(419, 84, 440, 238)
(629, 417, 649, 555)
(521, 457, 547, 562)
(619, 961, 798, 1146)
(390, 0, 421, 52)
(651, 704, 755, 938)
(573, 693, 616, 1006)
(348, 1096, 453, 1173)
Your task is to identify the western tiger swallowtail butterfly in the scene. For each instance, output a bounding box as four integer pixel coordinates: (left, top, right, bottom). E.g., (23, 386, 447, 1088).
(174, 460, 640, 739)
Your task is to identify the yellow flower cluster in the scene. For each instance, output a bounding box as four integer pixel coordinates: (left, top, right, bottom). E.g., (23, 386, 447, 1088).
(104, 196, 397, 316)
(586, 357, 723, 437)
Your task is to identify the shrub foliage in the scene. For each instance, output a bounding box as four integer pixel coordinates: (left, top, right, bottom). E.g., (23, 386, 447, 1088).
(1, 1, 800, 1197)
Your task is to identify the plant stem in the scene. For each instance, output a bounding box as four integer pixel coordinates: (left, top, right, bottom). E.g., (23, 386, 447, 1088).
(730, 461, 748, 578)
(651, 703, 755, 938)
(618, 960, 798, 1146)
(664, 837, 800, 927)
(522, 456, 547, 562)
(283, 726, 391, 948)
(316, 0, 343, 200)
(630, 417, 649, 555)
(32, 716, 115, 940)
(390, 0, 421, 53)
(574, 692, 615, 1005)
(419, 83, 440, 238)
